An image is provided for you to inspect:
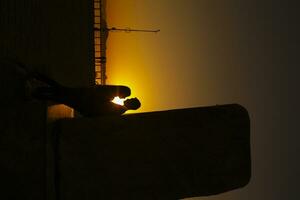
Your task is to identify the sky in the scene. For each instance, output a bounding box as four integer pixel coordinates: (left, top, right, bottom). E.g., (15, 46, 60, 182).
(105, 0, 300, 200)
(106, 0, 224, 113)
(0, 0, 299, 199)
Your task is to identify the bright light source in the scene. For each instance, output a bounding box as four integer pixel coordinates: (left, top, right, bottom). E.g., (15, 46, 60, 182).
(112, 96, 125, 106)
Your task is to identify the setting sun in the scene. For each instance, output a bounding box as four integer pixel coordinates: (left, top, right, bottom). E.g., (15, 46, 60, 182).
(111, 96, 125, 106)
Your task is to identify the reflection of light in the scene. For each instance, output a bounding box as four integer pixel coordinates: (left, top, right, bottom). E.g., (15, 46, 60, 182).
(112, 96, 125, 105)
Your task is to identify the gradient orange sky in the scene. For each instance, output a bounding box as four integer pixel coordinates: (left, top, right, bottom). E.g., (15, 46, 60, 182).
(105, 0, 223, 113)
(104, 2, 300, 200)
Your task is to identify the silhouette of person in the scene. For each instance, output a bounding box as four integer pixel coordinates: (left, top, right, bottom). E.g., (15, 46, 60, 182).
(29, 73, 141, 117)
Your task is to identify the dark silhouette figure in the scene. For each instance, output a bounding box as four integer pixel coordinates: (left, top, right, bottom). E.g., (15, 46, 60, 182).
(29, 73, 141, 117)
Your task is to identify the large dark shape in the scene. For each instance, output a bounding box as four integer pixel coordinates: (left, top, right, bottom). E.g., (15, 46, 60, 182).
(0, 61, 47, 200)
(54, 104, 251, 200)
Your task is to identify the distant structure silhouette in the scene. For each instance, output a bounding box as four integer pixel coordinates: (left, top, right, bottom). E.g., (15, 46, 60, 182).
(28, 72, 141, 117)
(93, 0, 159, 85)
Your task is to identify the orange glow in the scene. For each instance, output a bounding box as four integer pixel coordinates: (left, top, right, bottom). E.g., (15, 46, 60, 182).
(106, 0, 209, 114)
(112, 96, 125, 105)
(106, 0, 157, 113)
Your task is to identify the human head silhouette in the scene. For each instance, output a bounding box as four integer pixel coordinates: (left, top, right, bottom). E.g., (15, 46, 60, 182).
(124, 97, 141, 110)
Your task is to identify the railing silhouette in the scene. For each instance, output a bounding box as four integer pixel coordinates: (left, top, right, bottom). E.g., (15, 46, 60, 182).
(93, 0, 107, 85)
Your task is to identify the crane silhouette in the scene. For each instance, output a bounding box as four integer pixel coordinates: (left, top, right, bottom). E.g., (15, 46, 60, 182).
(93, 0, 159, 85)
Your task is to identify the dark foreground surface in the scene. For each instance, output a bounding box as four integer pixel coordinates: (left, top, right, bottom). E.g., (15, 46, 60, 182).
(0, 62, 250, 199)
(0, 61, 47, 200)
(54, 104, 251, 200)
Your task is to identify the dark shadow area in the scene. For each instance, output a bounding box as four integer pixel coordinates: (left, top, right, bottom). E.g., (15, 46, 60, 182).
(0, 60, 47, 200)
(54, 104, 251, 200)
